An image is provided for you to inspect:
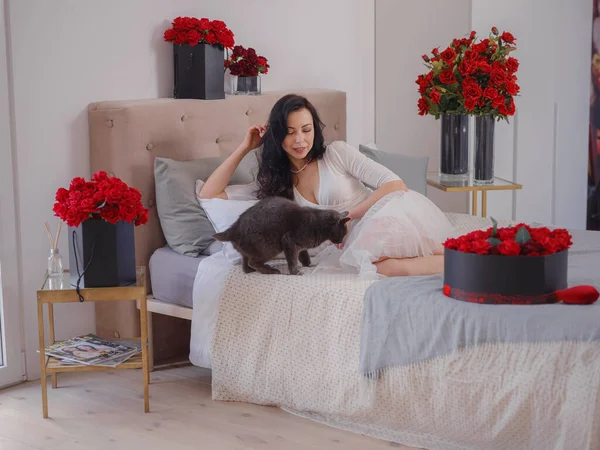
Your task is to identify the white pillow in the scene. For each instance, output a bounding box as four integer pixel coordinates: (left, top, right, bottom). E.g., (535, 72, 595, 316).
(195, 180, 258, 263)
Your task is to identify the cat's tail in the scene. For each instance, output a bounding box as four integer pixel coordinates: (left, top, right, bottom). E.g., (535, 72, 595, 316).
(213, 229, 233, 242)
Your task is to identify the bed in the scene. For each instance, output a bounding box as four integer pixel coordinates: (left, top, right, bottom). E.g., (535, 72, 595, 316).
(88, 90, 600, 449)
(88, 89, 347, 366)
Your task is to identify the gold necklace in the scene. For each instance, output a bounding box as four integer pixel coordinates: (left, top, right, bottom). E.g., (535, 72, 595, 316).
(290, 157, 313, 174)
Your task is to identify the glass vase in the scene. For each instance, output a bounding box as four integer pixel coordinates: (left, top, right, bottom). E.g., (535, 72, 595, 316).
(439, 114, 469, 180)
(231, 75, 261, 95)
(474, 115, 495, 185)
(47, 248, 63, 277)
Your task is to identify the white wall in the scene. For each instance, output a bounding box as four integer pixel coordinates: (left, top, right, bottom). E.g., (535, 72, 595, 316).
(375, 0, 471, 213)
(375, 0, 593, 224)
(472, 0, 592, 227)
(0, 0, 25, 386)
(551, 0, 592, 228)
(6, 0, 375, 379)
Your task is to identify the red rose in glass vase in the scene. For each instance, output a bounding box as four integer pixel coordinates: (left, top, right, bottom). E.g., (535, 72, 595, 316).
(416, 27, 519, 122)
(53, 171, 149, 228)
(225, 45, 269, 95)
(225, 45, 269, 77)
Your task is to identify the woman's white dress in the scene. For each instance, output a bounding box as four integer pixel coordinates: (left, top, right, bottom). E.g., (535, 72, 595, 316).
(224, 141, 455, 278)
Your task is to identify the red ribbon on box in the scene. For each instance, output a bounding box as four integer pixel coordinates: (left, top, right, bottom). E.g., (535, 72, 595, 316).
(443, 284, 599, 305)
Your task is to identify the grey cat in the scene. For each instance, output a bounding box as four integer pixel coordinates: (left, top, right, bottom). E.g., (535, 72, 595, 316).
(213, 196, 350, 275)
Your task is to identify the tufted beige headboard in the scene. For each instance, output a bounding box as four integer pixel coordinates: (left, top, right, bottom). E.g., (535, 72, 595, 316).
(87, 89, 346, 361)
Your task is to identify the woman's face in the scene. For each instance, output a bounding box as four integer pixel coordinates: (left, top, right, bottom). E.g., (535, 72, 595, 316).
(282, 108, 314, 162)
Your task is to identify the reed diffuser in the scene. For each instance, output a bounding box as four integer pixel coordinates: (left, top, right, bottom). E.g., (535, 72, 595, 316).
(45, 220, 63, 277)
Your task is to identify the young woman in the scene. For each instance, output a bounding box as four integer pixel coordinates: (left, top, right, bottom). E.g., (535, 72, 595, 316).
(199, 94, 455, 278)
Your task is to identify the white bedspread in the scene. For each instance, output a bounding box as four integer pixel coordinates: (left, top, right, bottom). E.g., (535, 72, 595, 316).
(189, 213, 600, 449)
(189, 213, 516, 368)
(189, 246, 363, 368)
(190, 251, 232, 369)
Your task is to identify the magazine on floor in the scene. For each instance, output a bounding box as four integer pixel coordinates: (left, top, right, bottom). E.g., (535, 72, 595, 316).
(42, 334, 141, 368)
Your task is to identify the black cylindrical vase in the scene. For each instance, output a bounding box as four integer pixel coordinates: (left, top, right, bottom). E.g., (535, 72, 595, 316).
(474, 115, 495, 184)
(440, 114, 469, 178)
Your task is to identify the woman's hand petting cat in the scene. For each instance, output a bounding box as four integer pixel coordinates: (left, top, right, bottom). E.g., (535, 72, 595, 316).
(344, 180, 407, 222)
(241, 123, 268, 154)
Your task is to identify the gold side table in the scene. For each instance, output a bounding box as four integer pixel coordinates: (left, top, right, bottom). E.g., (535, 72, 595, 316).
(427, 172, 522, 217)
(36, 266, 149, 418)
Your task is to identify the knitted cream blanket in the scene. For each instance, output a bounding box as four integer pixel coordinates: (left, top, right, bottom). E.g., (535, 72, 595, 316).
(211, 213, 600, 450)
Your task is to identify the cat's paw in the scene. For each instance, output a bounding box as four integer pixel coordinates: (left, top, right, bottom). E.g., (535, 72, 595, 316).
(299, 250, 311, 267)
(289, 267, 303, 276)
(255, 266, 280, 275)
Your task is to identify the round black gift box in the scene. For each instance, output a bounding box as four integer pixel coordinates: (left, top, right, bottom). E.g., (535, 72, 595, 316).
(443, 249, 568, 305)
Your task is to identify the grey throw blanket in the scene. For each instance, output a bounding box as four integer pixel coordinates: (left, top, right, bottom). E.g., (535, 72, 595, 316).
(359, 228, 600, 377)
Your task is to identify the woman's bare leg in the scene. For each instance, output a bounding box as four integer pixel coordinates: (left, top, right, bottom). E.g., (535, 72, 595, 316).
(375, 255, 444, 277)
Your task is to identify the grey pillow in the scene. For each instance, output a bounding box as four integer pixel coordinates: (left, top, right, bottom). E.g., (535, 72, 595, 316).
(154, 151, 258, 257)
(359, 144, 429, 195)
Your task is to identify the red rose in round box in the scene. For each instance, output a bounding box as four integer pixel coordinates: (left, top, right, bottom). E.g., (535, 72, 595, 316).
(442, 219, 598, 305)
(53, 171, 149, 289)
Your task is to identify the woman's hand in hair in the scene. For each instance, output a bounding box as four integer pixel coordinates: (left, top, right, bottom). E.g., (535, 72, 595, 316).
(241, 124, 268, 154)
(198, 124, 267, 199)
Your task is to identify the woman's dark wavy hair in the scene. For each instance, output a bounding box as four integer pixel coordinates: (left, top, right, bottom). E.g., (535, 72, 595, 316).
(255, 94, 326, 199)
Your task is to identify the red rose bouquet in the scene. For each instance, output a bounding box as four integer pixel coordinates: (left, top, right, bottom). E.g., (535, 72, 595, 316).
(163, 16, 235, 49)
(53, 171, 149, 228)
(416, 27, 519, 122)
(443, 218, 572, 256)
(442, 219, 600, 305)
(225, 45, 269, 77)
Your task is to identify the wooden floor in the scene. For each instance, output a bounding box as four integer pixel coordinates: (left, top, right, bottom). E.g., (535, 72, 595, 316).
(0, 365, 418, 450)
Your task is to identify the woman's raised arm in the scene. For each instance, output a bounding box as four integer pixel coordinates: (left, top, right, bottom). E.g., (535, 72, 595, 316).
(198, 124, 266, 199)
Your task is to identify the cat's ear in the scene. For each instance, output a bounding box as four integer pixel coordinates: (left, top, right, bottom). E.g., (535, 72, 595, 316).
(338, 211, 350, 225)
